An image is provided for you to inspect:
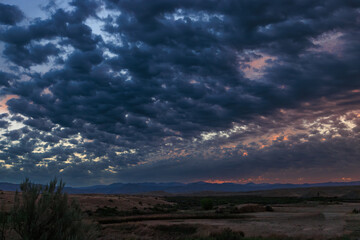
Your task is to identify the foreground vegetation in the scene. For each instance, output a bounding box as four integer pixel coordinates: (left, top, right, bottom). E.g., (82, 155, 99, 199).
(2, 181, 360, 239)
(0, 178, 98, 240)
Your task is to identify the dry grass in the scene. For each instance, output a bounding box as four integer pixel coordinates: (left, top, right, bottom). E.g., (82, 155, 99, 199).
(2, 190, 360, 239)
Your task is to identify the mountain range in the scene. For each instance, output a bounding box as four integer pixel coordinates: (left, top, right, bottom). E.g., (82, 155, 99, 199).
(1, 181, 360, 194)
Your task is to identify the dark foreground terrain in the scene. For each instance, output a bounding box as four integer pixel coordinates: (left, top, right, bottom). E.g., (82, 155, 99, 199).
(2, 185, 360, 239)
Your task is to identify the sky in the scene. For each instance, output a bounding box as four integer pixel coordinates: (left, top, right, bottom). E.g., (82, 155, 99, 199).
(0, 0, 359, 186)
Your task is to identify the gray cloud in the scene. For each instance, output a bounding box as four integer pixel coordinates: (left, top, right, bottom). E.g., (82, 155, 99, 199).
(0, 0, 359, 185)
(0, 3, 24, 25)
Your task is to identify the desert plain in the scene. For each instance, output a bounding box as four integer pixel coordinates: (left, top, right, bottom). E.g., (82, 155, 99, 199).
(2, 185, 360, 240)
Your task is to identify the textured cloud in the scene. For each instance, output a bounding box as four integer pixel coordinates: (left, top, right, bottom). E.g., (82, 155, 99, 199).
(0, 0, 359, 185)
(0, 3, 24, 25)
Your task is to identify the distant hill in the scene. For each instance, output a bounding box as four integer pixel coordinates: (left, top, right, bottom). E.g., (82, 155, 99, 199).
(2, 180, 360, 194)
(0, 182, 19, 191)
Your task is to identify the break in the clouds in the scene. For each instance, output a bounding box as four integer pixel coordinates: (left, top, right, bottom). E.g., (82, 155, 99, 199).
(0, 0, 359, 186)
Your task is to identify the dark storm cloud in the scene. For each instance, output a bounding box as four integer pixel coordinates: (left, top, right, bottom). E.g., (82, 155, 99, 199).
(2, 0, 359, 142)
(97, 0, 360, 140)
(0, 0, 359, 184)
(0, 120, 9, 128)
(0, 0, 102, 54)
(0, 3, 24, 25)
(112, 112, 360, 183)
(9, 115, 24, 122)
(0, 71, 13, 87)
(23, 118, 55, 132)
(3, 43, 60, 68)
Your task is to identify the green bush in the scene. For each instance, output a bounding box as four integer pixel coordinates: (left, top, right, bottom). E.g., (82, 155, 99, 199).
(201, 198, 213, 210)
(1, 178, 98, 240)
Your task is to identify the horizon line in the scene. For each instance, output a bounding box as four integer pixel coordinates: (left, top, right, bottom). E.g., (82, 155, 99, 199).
(1, 179, 360, 188)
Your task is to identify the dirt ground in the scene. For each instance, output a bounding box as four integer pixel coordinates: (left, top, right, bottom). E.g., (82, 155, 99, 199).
(0, 191, 170, 211)
(137, 203, 360, 238)
(97, 202, 360, 239)
(71, 193, 171, 211)
(2, 190, 360, 239)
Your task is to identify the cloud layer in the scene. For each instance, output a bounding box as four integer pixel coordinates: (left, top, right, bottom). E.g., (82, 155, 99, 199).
(0, 0, 359, 185)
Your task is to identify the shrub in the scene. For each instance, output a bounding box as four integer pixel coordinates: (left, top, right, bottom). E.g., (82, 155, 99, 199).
(149, 204, 178, 213)
(265, 206, 274, 212)
(209, 228, 244, 240)
(201, 198, 213, 210)
(95, 206, 121, 216)
(237, 204, 266, 213)
(9, 178, 98, 240)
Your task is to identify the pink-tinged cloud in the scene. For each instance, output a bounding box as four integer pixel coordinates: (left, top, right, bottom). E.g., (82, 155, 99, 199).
(0, 95, 19, 113)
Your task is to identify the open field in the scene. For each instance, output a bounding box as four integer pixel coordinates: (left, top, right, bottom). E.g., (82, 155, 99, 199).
(93, 200, 360, 240)
(2, 186, 360, 239)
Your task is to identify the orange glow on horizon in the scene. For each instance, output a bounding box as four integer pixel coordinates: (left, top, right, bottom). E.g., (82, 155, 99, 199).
(203, 176, 358, 185)
(204, 176, 268, 184)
